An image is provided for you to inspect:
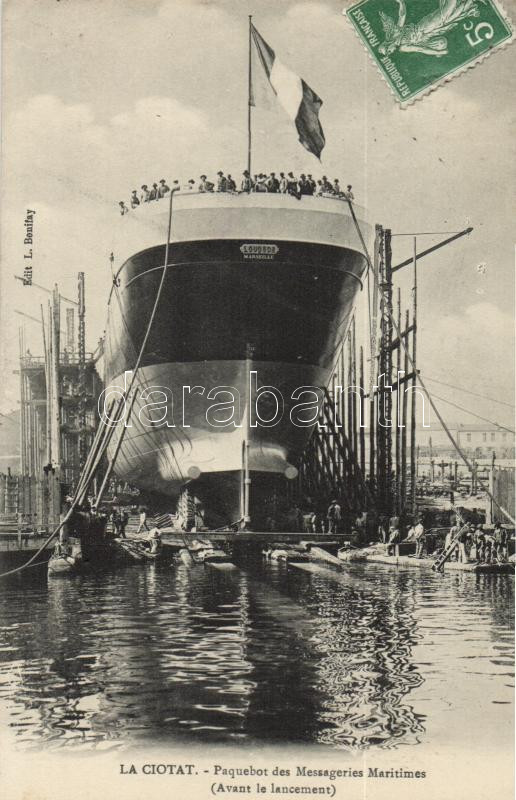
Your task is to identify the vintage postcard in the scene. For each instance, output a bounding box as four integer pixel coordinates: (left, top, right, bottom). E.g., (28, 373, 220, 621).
(0, 1, 514, 799)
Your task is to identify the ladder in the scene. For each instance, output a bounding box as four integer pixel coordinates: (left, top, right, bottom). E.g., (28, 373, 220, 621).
(432, 510, 467, 573)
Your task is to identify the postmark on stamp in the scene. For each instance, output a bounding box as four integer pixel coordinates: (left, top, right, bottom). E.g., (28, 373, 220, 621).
(345, 0, 514, 103)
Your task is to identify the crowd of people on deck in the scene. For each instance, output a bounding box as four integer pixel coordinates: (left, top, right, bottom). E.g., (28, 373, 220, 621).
(118, 171, 355, 214)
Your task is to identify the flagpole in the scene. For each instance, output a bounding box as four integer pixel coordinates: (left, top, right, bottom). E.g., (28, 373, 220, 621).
(247, 14, 252, 180)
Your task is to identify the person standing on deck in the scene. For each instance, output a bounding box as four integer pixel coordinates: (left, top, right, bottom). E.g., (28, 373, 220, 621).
(140, 184, 151, 202)
(130, 190, 140, 208)
(267, 172, 279, 193)
(287, 172, 300, 199)
(198, 175, 214, 192)
(158, 179, 170, 197)
(321, 176, 333, 194)
(241, 171, 253, 192)
(327, 499, 341, 535)
(136, 507, 149, 534)
(216, 171, 227, 192)
(279, 172, 288, 193)
(226, 174, 237, 192)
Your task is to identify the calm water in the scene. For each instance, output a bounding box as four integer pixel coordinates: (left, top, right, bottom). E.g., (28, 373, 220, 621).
(0, 558, 513, 752)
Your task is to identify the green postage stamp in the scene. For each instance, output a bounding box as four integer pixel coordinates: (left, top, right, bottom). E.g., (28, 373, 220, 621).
(346, 0, 514, 103)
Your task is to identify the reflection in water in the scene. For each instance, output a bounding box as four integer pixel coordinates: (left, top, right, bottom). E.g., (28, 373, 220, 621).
(0, 559, 513, 753)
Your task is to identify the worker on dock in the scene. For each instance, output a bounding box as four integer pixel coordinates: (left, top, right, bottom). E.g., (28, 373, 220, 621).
(327, 499, 341, 535)
(136, 506, 149, 534)
(493, 522, 507, 561)
(483, 527, 495, 564)
(474, 525, 486, 562)
(118, 509, 129, 539)
(387, 523, 400, 555)
(414, 517, 425, 558)
(377, 514, 388, 543)
(148, 527, 162, 554)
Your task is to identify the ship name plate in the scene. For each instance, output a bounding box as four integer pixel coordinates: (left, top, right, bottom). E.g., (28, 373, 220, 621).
(240, 243, 279, 260)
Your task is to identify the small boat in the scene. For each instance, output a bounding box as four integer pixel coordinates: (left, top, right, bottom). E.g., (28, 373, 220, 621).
(178, 547, 195, 566)
(48, 538, 82, 576)
(114, 538, 155, 562)
(201, 548, 232, 564)
(267, 548, 308, 563)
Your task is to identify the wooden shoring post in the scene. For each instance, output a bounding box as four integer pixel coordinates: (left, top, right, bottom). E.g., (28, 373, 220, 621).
(395, 288, 402, 514)
(19, 328, 27, 475)
(368, 225, 382, 501)
(359, 346, 366, 479)
(377, 228, 393, 515)
(77, 272, 87, 470)
(369, 381, 375, 496)
(347, 331, 354, 507)
(340, 344, 347, 489)
(410, 237, 418, 516)
(27, 373, 33, 476)
(400, 309, 409, 514)
(51, 287, 61, 472)
(351, 317, 358, 489)
(332, 370, 339, 485)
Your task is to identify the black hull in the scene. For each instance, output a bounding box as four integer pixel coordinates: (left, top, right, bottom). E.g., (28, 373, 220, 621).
(104, 233, 366, 524)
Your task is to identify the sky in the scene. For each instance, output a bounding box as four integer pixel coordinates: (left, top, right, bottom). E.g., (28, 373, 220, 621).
(0, 0, 515, 432)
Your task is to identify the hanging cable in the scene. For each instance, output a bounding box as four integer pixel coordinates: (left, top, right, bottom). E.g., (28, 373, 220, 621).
(0, 190, 179, 580)
(95, 187, 178, 507)
(424, 375, 516, 410)
(425, 392, 515, 435)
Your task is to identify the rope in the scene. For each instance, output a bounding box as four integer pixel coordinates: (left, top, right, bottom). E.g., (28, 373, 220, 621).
(424, 375, 516, 410)
(95, 187, 178, 507)
(345, 200, 516, 527)
(0, 191, 179, 579)
(427, 392, 515, 435)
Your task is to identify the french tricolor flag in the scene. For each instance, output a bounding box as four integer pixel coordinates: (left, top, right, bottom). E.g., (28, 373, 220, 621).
(251, 24, 325, 160)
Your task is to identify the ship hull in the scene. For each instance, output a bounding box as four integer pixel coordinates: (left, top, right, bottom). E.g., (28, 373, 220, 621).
(104, 198, 370, 525)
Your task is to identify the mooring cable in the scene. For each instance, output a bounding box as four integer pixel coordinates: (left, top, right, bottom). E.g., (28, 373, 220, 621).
(0, 190, 179, 579)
